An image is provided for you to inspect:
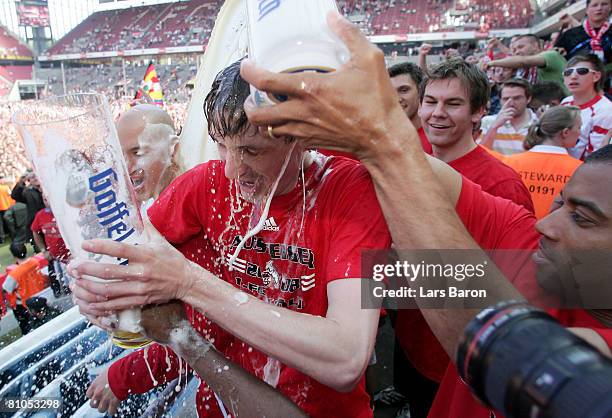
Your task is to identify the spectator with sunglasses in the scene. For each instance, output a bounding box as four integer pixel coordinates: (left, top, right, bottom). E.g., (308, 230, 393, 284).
(554, 0, 611, 91)
(561, 54, 612, 159)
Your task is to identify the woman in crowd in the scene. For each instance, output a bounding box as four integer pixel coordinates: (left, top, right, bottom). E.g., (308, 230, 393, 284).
(504, 106, 583, 219)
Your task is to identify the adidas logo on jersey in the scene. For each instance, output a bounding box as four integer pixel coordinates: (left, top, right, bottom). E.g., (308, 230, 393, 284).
(262, 217, 280, 231)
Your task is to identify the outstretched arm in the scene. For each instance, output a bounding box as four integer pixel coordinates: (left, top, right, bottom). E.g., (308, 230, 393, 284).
(140, 302, 307, 418)
(488, 54, 545, 69)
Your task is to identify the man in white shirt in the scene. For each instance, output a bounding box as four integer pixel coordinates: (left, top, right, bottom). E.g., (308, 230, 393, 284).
(561, 54, 612, 159)
(479, 78, 539, 155)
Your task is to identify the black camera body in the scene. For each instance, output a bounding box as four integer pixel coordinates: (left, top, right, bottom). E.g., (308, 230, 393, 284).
(457, 301, 612, 418)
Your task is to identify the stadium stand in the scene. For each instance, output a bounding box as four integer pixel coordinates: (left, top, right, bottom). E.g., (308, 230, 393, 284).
(0, 26, 32, 59)
(47, 0, 536, 54)
(47, 0, 222, 54)
(369, 0, 532, 35)
(0, 25, 34, 97)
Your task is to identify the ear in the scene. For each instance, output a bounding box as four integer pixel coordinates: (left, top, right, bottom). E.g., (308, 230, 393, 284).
(592, 71, 602, 84)
(471, 106, 486, 125)
(560, 127, 570, 140)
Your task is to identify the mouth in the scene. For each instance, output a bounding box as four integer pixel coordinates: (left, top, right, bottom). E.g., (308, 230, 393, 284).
(428, 123, 451, 130)
(130, 169, 145, 192)
(567, 82, 580, 89)
(533, 240, 553, 265)
(238, 180, 257, 195)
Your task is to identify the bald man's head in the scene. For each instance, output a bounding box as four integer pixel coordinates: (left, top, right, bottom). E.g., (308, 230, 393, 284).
(117, 105, 181, 202)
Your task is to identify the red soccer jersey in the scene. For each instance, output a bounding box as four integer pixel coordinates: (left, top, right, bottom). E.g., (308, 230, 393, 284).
(448, 145, 535, 213)
(418, 126, 433, 155)
(395, 177, 540, 383)
(424, 180, 610, 418)
(320, 128, 431, 158)
(109, 155, 392, 418)
(31, 208, 70, 261)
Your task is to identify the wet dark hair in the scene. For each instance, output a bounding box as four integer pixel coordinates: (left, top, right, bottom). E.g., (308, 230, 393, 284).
(422, 57, 490, 113)
(10, 241, 27, 259)
(204, 59, 253, 141)
(585, 144, 612, 165)
(566, 54, 607, 91)
(388, 62, 425, 95)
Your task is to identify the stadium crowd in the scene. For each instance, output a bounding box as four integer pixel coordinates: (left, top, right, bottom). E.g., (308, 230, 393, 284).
(0, 0, 611, 417)
(46, 0, 538, 55)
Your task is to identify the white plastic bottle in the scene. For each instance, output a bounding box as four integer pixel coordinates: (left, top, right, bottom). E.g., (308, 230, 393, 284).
(246, 0, 350, 106)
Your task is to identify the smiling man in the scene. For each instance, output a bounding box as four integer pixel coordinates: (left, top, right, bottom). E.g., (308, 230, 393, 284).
(388, 62, 432, 154)
(116, 104, 182, 206)
(72, 61, 391, 418)
(419, 58, 534, 212)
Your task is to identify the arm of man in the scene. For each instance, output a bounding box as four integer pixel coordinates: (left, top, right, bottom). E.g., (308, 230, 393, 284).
(239, 12, 526, 359)
(73, 252, 380, 391)
(418, 43, 432, 72)
(478, 105, 515, 150)
(141, 302, 307, 418)
(86, 343, 186, 416)
(592, 113, 612, 151)
(489, 54, 546, 69)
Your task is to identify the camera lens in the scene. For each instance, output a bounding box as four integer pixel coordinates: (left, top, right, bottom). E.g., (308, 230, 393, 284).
(457, 301, 612, 418)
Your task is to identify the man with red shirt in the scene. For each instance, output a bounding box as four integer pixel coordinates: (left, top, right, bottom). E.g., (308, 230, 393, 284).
(390, 58, 534, 416)
(71, 61, 391, 418)
(239, 12, 611, 418)
(420, 58, 534, 213)
(388, 62, 433, 154)
(31, 195, 70, 297)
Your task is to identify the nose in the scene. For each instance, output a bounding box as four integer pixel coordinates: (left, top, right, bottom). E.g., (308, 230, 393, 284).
(126, 154, 137, 174)
(535, 207, 563, 242)
(431, 101, 447, 119)
(223, 150, 245, 180)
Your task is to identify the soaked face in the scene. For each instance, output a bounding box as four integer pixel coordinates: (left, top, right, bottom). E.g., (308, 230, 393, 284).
(587, 0, 611, 25)
(390, 73, 420, 120)
(500, 86, 530, 118)
(563, 61, 601, 96)
(118, 116, 177, 202)
(216, 128, 303, 203)
(534, 163, 612, 304)
(512, 37, 539, 56)
(419, 78, 483, 148)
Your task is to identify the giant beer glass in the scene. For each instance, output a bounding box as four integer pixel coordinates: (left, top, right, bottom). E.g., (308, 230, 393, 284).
(13, 93, 150, 348)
